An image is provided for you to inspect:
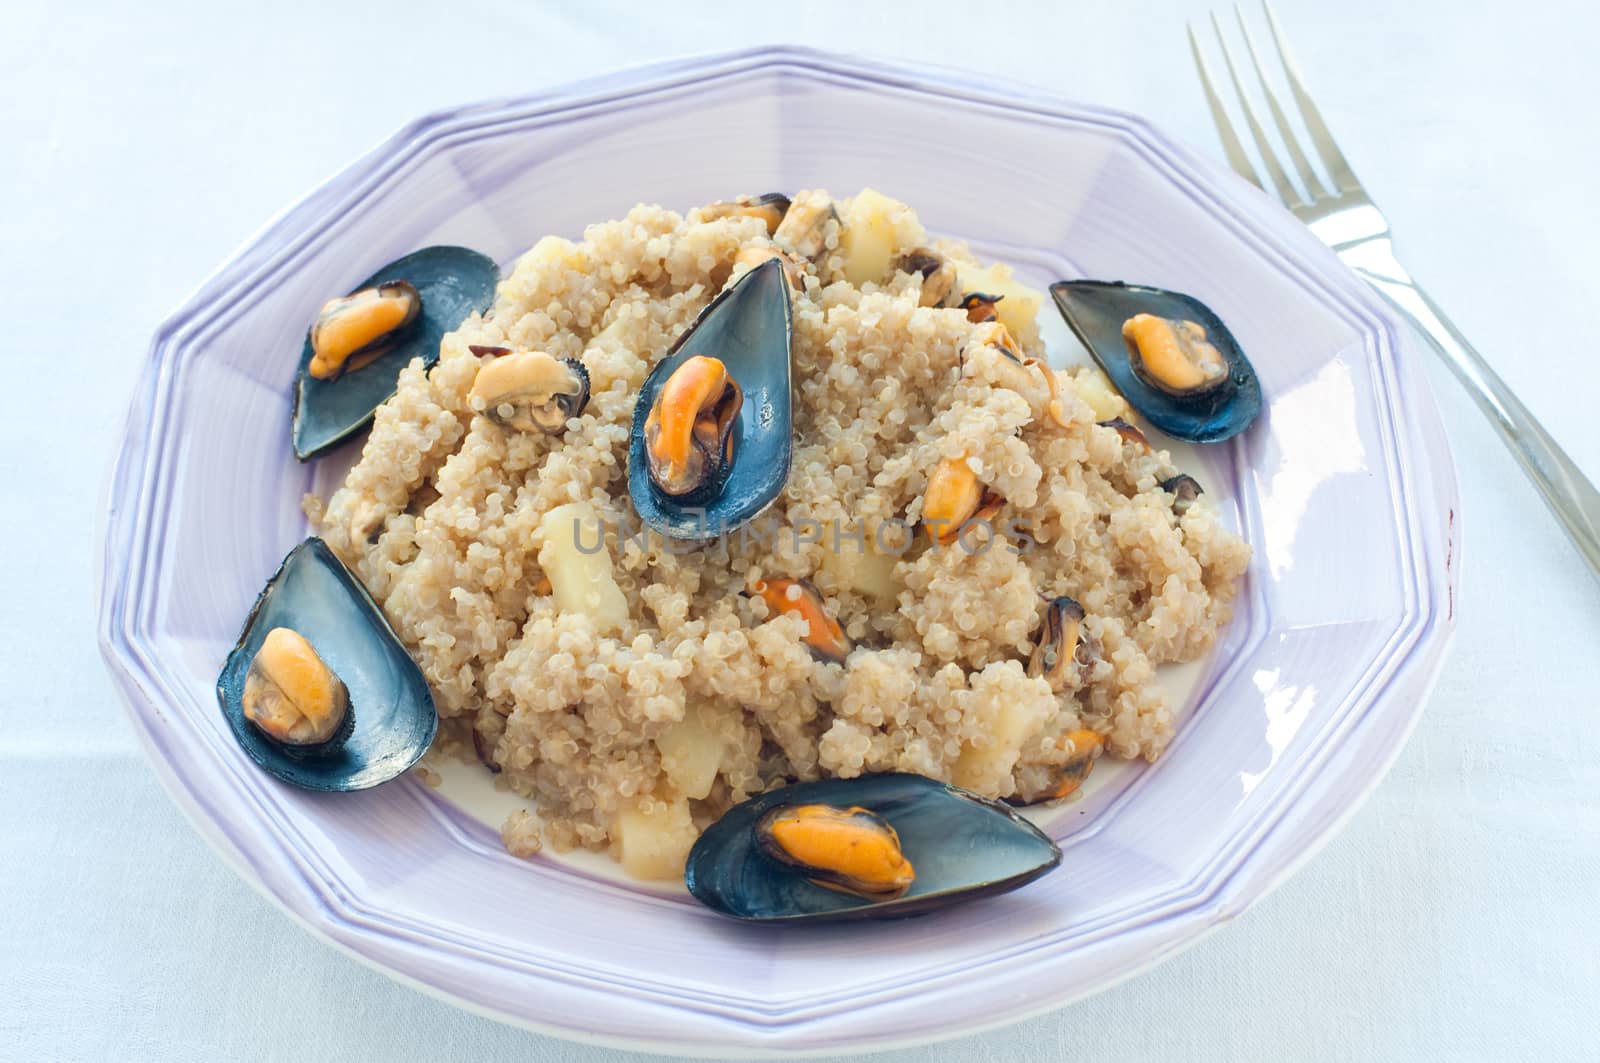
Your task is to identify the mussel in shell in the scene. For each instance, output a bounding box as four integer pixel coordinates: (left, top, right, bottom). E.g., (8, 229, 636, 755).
(216, 538, 437, 791)
(756, 804, 915, 899)
(643, 355, 743, 500)
(1049, 281, 1261, 443)
(1123, 314, 1229, 397)
(293, 246, 499, 461)
(241, 626, 352, 756)
(307, 281, 421, 381)
(628, 256, 794, 541)
(685, 773, 1061, 923)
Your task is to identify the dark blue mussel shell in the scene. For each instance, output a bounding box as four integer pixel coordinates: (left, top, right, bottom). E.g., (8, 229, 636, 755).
(685, 773, 1061, 923)
(1049, 280, 1262, 443)
(292, 246, 499, 460)
(628, 257, 794, 542)
(216, 538, 436, 791)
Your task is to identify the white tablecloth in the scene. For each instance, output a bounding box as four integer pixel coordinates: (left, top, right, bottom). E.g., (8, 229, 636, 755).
(5, 0, 1597, 1058)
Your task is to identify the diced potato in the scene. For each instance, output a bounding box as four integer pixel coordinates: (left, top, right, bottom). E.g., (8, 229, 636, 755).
(952, 697, 1048, 793)
(655, 706, 727, 800)
(537, 502, 629, 635)
(1073, 367, 1129, 422)
(615, 794, 697, 880)
(839, 187, 927, 287)
(957, 262, 1044, 338)
(819, 539, 903, 604)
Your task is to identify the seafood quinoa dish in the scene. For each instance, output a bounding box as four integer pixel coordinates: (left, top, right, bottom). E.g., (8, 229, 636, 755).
(220, 187, 1258, 921)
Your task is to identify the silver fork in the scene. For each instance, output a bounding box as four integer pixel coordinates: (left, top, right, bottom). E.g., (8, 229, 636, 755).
(1191, 3, 1600, 582)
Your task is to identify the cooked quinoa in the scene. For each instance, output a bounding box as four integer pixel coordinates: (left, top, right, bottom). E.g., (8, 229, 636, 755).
(307, 189, 1251, 878)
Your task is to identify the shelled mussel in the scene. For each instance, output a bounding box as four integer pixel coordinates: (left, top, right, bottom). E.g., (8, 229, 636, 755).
(746, 577, 853, 664)
(468, 348, 590, 435)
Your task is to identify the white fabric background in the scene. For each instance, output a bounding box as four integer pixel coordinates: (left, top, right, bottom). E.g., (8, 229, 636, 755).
(4, 0, 1597, 1059)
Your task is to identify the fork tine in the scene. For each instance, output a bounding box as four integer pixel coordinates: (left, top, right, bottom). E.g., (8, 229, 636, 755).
(1209, 12, 1303, 208)
(1234, 5, 1326, 199)
(1262, 0, 1359, 191)
(1188, 23, 1261, 190)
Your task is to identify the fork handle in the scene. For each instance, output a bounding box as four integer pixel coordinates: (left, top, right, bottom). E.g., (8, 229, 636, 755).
(1347, 249, 1600, 581)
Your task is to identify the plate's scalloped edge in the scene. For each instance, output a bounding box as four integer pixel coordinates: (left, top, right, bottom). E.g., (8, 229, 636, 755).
(97, 45, 1460, 1057)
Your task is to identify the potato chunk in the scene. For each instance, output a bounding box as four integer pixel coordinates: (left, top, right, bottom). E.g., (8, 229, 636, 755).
(537, 502, 629, 635)
(819, 541, 902, 605)
(840, 187, 927, 287)
(615, 794, 697, 880)
(1072, 367, 1130, 422)
(655, 706, 728, 800)
(957, 262, 1044, 338)
(953, 695, 1048, 794)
